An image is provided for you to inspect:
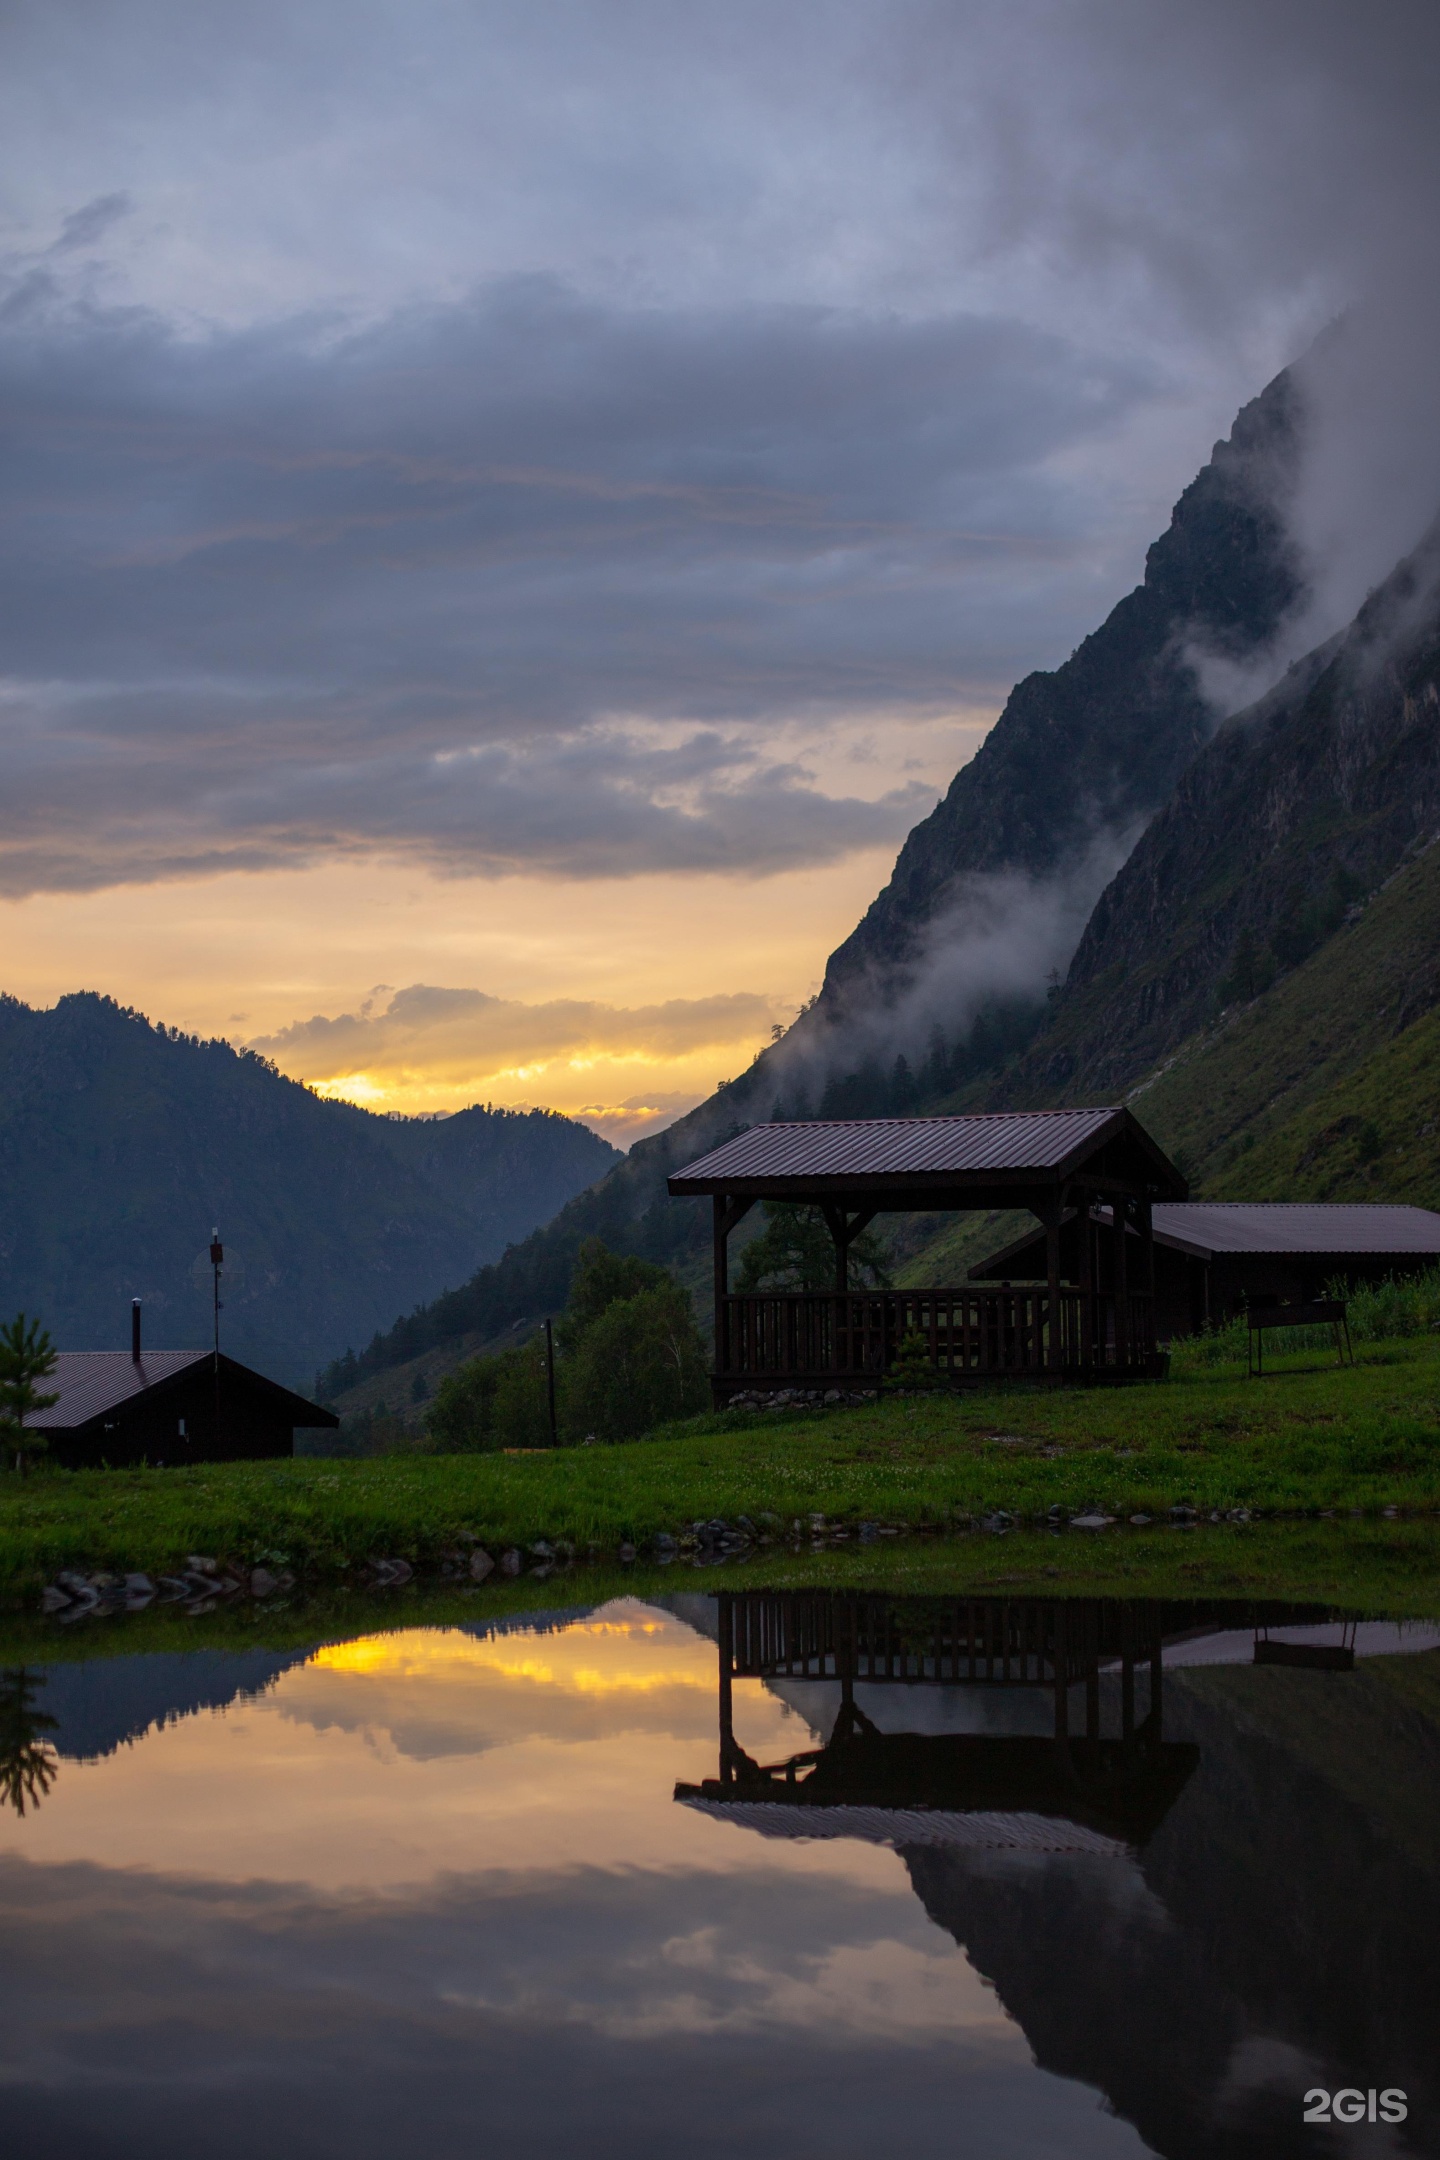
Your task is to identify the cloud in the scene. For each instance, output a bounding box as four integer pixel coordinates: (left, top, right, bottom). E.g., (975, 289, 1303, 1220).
(0, 276, 1149, 898)
(575, 1091, 709, 1146)
(49, 192, 132, 255)
(250, 981, 778, 1091)
(1, 0, 1439, 918)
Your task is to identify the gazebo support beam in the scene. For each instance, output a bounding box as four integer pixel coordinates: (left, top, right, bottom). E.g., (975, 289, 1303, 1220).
(819, 1203, 879, 1293)
(712, 1194, 756, 1304)
(1034, 1196, 1064, 1372)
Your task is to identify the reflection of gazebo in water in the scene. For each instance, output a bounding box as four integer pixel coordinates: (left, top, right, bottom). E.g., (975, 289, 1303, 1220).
(675, 1593, 1200, 1855)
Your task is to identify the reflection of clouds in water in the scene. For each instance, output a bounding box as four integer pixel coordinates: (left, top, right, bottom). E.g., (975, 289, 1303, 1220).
(0, 1852, 1145, 2160)
(0, 1597, 1171, 2156)
(0, 1601, 879, 1893)
(620, 1928, 1009, 2043)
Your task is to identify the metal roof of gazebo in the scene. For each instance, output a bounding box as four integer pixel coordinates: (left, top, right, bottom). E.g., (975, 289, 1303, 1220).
(669, 1106, 1186, 1207)
(669, 1107, 1185, 1394)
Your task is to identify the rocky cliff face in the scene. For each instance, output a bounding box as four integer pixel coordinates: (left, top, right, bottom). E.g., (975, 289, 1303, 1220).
(1021, 517, 1440, 1101)
(813, 365, 1305, 1028)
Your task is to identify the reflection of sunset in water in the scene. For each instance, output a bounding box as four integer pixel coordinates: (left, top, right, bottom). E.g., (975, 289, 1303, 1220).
(311, 1612, 708, 1700)
(0, 1601, 886, 1897)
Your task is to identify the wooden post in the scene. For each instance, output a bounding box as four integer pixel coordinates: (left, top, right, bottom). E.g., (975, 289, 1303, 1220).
(713, 1194, 731, 1382)
(1076, 1186, 1093, 1368)
(1139, 1194, 1155, 1361)
(1052, 1603, 1069, 1742)
(820, 1202, 854, 1376)
(1045, 1201, 1063, 1373)
(718, 1593, 737, 1783)
(816, 1204, 848, 1293)
(1114, 1195, 1130, 1365)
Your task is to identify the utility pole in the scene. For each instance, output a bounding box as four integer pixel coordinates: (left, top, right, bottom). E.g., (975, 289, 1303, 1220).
(545, 1316, 558, 1447)
(210, 1228, 223, 1439)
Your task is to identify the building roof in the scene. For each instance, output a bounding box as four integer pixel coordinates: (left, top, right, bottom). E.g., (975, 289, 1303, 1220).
(30, 1351, 210, 1429)
(1151, 1201, 1440, 1258)
(669, 1108, 1184, 1203)
(971, 1199, 1440, 1277)
(29, 1350, 337, 1432)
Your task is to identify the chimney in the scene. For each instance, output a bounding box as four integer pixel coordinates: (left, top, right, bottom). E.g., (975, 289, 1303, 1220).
(131, 1297, 142, 1363)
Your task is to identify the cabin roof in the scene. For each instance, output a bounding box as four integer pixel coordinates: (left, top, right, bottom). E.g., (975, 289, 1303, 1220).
(669, 1107, 1184, 1202)
(30, 1350, 338, 1432)
(1153, 1201, 1440, 1258)
(971, 1200, 1440, 1276)
(30, 1351, 210, 1428)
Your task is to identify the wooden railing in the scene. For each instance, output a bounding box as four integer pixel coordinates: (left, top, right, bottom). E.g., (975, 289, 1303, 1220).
(716, 1286, 1155, 1383)
(723, 1590, 1114, 1689)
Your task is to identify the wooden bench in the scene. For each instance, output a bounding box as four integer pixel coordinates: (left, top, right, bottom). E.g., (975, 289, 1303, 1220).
(1245, 1297, 1354, 1377)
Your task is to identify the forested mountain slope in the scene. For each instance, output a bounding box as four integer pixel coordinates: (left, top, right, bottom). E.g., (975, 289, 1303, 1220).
(1130, 838, 1440, 1202)
(0, 993, 617, 1385)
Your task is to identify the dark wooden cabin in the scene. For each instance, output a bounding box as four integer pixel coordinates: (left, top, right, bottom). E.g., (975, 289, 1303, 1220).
(667, 1106, 1186, 1397)
(30, 1344, 338, 1469)
(971, 1200, 1440, 1339)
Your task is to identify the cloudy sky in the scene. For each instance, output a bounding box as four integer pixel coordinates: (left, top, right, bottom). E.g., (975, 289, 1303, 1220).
(3, 2, 1438, 1138)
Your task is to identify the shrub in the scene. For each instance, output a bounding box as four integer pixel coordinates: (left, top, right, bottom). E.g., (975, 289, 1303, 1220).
(423, 1238, 708, 1452)
(888, 1328, 945, 1388)
(560, 1238, 673, 1345)
(426, 1340, 551, 1452)
(561, 1283, 709, 1442)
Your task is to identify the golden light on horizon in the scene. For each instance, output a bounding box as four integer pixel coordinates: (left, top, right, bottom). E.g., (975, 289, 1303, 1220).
(0, 707, 988, 1141)
(0, 849, 890, 1140)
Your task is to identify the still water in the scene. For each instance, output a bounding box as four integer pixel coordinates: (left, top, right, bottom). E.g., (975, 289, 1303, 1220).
(1, 1590, 1437, 2158)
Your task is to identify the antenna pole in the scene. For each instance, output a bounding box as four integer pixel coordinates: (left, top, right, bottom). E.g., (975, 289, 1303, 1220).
(210, 1228, 224, 1356)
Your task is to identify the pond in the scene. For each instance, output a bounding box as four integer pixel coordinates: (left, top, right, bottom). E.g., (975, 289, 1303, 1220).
(0, 1586, 1437, 2157)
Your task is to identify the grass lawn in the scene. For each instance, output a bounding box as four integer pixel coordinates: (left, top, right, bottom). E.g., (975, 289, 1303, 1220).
(3, 1334, 1440, 1606)
(1, 1518, 1439, 1662)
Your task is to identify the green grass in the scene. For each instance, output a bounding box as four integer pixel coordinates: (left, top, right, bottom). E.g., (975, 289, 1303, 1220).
(2, 1517, 1439, 1667)
(1132, 840, 1440, 1200)
(5, 1336, 1440, 1605)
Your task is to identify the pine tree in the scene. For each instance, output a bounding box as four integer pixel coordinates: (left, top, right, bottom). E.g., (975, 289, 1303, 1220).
(0, 1314, 58, 1477)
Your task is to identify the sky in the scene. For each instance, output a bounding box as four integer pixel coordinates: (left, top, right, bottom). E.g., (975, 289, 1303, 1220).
(3, 2, 1439, 1140)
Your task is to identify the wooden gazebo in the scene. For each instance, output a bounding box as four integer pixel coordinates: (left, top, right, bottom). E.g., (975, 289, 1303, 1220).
(667, 1107, 1185, 1396)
